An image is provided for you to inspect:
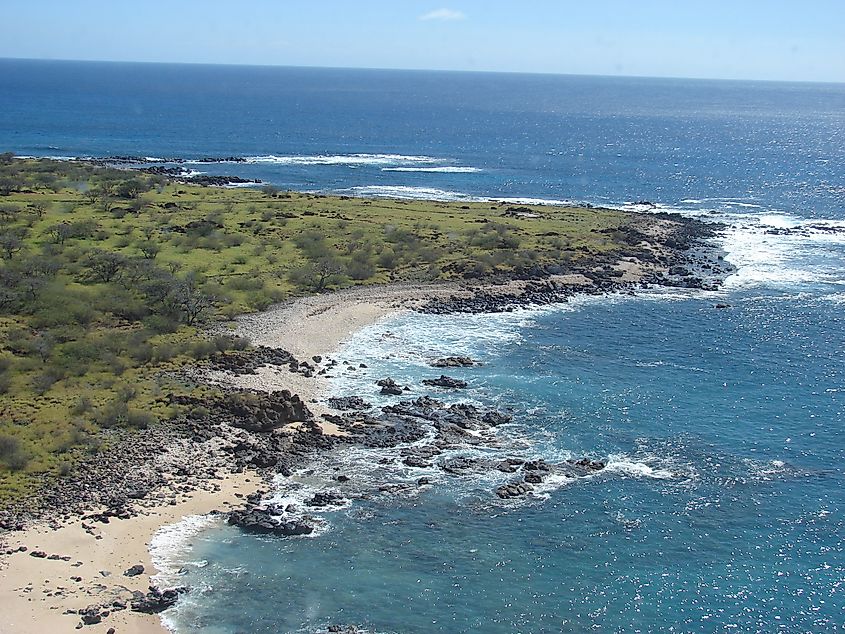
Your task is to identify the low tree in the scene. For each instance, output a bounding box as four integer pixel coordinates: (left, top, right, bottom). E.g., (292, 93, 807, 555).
(137, 240, 160, 260)
(82, 249, 127, 283)
(288, 256, 345, 292)
(31, 201, 49, 219)
(0, 232, 24, 260)
(171, 273, 213, 325)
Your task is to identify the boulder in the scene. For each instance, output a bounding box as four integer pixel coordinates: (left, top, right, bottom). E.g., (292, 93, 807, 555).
(304, 490, 346, 507)
(495, 482, 534, 499)
(224, 390, 313, 432)
(327, 396, 371, 411)
(422, 375, 468, 389)
(130, 586, 187, 614)
(376, 378, 405, 396)
(431, 356, 477, 368)
(227, 507, 314, 537)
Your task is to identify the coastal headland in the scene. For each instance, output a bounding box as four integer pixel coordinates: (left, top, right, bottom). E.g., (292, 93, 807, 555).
(0, 156, 731, 632)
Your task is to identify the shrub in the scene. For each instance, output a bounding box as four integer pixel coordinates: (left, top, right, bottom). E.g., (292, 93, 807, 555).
(152, 343, 177, 363)
(95, 399, 128, 428)
(126, 409, 156, 429)
(32, 370, 62, 394)
(188, 340, 217, 359)
(378, 249, 399, 270)
(130, 343, 154, 364)
(225, 275, 264, 292)
(137, 241, 160, 260)
(71, 395, 94, 415)
(0, 434, 29, 471)
(346, 258, 376, 280)
(143, 314, 180, 334)
(213, 335, 235, 352)
(188, 405, 210, 419)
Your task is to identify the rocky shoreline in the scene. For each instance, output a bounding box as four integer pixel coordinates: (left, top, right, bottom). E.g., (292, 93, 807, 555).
(0, 211, 733, 632)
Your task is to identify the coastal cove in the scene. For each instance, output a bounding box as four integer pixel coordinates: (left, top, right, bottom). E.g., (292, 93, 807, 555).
(0, 218, 725, 632)
(0, 153, 737, 632)
(0, 63, 843, 633)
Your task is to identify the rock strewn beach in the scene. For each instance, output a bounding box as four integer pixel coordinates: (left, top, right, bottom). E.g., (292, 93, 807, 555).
(0, 211, 729, 633)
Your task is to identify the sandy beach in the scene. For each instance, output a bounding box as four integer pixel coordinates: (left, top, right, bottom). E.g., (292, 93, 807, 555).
(0, 267, 693, 632)
(0, 471, 259, 633)
(209, 282, 465, 425)
(0, 282, 464, 633)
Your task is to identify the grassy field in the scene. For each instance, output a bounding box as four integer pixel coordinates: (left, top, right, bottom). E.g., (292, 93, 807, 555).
(0, 156, 650, 501)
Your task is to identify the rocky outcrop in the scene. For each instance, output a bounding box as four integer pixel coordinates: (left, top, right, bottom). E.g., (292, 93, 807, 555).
(304, 490, 346, 507)
(130, 586, 187, 614)
(495, 482, 535, 499)
(422, 375, 468, 389)
(431, 356, 477, 368)
(227, 506, 314, 537)
(222, 390, 313, 432)
(327, 396, 371, 411)
(376, 377, 407, 396)
(382, 397, 512, 432)
(208, 346, 297, 375)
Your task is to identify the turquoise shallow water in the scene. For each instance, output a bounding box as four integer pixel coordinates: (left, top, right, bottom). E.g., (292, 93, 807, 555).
(159, 286, 845, 633)
(3, 60, 844, 632)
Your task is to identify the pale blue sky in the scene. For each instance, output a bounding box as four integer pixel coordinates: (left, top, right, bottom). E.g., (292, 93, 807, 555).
(1, 0, 843, 82)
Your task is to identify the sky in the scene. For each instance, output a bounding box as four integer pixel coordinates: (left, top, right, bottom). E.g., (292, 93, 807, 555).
(1, 0, 843, 82)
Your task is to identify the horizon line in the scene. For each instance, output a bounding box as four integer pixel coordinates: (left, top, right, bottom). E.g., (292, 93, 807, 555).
(2, 56, 843, 87)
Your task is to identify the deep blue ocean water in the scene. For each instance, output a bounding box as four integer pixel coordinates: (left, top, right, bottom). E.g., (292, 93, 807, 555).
(2, 59, 844, 632)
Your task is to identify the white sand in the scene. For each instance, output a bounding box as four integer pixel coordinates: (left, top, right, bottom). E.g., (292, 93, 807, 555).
(0, 283, 460, 633)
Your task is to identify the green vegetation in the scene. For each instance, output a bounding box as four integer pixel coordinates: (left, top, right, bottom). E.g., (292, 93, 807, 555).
(0, 157, 647, 500)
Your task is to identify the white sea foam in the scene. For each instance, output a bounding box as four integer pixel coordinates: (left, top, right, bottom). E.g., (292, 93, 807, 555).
(210, 153, 442, 167)
(335, 186, 582, 207)
(382, 166, 482, 173)
(821, 292, 845, 304)
(720, 213, 845, 290)
(493, 196, 576, 206)
(604, 455, 676, 480)
(149, 513, 220, 585)
(34, 154, 81, 161)
(223, 182, 260, 188)
(325, 307, 554, 407)
(608, 195, 845, 292)
(343, 185, 477, 201)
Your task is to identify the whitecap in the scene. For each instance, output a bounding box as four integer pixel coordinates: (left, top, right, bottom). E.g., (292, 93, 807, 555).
(720, 213, 845, 290)
(492, 196, 576, 206)
(219, 153, 442, 167)
(381, 166, 482, 173)
(604, 454, 678, 480)
(342, 185, 476, 201)
(223, 182, 260, 188)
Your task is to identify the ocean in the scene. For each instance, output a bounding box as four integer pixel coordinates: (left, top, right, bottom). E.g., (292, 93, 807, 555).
(2, 59, 844, 632)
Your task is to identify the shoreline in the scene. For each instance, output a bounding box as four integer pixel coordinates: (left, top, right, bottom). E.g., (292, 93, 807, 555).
(0, 217, 731, 632)
(0, 283, 465, 633)
(0, 470, 261, 633)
